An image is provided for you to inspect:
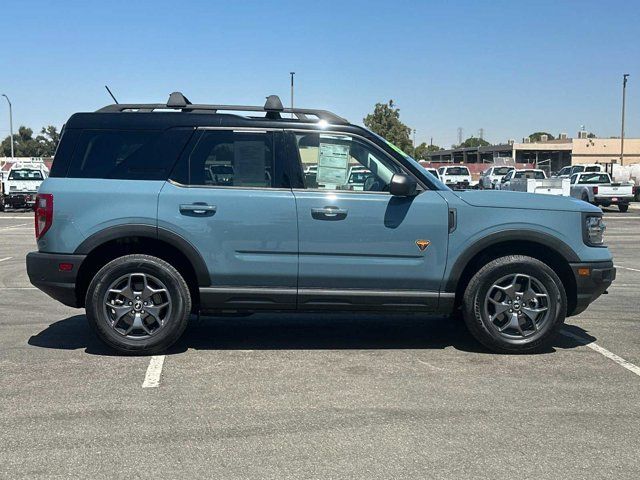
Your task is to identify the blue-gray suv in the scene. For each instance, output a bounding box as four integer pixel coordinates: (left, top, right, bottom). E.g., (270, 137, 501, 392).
(26, 92, 615, 354)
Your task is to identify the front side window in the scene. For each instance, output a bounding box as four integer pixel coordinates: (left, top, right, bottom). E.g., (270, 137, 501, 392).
(181, 130, 274, 188)
(294, 132, 402, 192)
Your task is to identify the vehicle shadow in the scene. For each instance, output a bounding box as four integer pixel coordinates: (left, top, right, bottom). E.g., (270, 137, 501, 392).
(27, 313, 596, 356)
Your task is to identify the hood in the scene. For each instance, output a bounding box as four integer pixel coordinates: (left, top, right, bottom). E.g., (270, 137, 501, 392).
(455, 190, 601, 213)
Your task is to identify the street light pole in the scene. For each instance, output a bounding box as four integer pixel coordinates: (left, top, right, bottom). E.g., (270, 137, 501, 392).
(620, 74, 629, 166)
(1, 94, 14, 160)
(290, 72, 295, 119)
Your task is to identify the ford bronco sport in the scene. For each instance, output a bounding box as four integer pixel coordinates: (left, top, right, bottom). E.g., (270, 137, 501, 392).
(26, 92, 615, 354)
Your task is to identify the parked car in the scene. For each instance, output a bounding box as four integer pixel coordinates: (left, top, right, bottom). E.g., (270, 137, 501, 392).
(570, 172, 634, 212)
(554, 166, 573, 178)
(479, 166, 515, 189)
(423, 167, 440, 180)
(497, 169, 546, 190)
(1, 162, 49, 211)
(27, 92, 615, 355)
(437, 166, 472, 189)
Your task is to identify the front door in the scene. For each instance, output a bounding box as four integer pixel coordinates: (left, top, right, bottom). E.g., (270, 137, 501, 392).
(158, 128, 298, 310)
(289, 131, 450, 311)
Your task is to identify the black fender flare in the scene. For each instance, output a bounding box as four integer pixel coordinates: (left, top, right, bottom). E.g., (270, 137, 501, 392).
(444, 229, 580, 292)
(74, 224, 210, 286)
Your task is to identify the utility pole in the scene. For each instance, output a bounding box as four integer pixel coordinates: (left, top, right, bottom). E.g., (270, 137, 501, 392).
(457, 127, 463, 146)
(413, 128, 416, 151)
(1, 94, 14, 160)
(290, 72, 295, 119)
(620, 74, 629, 166)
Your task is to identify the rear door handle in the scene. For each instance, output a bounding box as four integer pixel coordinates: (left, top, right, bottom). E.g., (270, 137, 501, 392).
(179, 203, 217, 217)
(311, 206, 348, 221)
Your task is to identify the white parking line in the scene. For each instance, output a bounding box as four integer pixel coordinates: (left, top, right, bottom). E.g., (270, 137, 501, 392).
(142, 355, 166, 388)
(561, 330, 640, 378)
(0, 257, 13, 263)
(0, 216, 32, 219)
(0, 223, 29, 231)
(616, 265, 640, 273)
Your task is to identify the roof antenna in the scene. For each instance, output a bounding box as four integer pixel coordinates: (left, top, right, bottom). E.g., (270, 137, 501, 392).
(105, 85, 119, 104)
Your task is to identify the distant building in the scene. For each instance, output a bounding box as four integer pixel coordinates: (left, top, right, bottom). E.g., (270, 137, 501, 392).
(426, 135, 640, 173)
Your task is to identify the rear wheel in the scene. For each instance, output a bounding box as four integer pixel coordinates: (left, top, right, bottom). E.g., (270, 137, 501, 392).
(85, 254, 191, 354)
(618, 204, 629, 213)
(581, 192, 590, 204)
(462, 255, 566, 353)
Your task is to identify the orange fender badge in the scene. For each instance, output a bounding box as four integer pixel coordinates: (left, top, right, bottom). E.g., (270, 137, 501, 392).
(416, 240, 431, 251)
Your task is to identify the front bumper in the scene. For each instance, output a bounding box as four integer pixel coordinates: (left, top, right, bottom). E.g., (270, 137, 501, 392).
(568, 260, 616, 316)
(26, 252, 86, 308)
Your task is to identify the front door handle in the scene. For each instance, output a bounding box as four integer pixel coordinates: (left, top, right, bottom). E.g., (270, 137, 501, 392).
(180, 203, 217, 217)
(311, 206, 348, 221)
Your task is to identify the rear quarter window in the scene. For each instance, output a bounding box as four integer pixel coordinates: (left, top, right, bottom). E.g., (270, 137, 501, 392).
(66, 129, 193, 180)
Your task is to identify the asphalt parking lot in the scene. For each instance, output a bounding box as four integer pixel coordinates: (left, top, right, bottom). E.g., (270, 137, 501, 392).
(1, 207, 639, 479)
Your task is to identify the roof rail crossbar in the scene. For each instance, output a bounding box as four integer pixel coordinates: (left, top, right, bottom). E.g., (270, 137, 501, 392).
(96, 92, 348, 124)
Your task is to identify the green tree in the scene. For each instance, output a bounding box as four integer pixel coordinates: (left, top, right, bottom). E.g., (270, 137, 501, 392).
(528, 132, 555, 142)
(1, 125, 60, 157)
(413, 142, 442, 160)
(363, 100, 412, 154)
(458, 137, 490, 148)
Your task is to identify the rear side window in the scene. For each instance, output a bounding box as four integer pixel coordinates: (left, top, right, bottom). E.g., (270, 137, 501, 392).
(173, 130, 275, 188)
(65, 129, 192, 180)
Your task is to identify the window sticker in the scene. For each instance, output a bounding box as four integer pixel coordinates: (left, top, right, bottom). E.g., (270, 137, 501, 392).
(317, 142, 350, 185)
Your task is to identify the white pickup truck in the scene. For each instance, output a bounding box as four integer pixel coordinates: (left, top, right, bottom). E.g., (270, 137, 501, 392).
(437, 166, 472, 189)
(570, 172, 634, 212)
(499, 169, 569, 196)
(0, 162, 49, 211)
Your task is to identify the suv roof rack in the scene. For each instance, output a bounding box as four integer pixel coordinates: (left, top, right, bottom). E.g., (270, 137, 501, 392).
(96, 92, 349, 125)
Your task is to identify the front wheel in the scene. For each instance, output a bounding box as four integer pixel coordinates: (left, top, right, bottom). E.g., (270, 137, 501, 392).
(618, 204, 629, 213)
(85, 254, 191, 355)
(462, 255, 566, 353)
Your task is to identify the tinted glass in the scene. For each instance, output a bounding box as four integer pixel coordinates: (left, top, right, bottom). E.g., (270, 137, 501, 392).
(294, 132, 401, 192)
(584, 166, 601, 172)
(185, 130, 274, 187)
(67, 129, 192, 180)
(515, 170, 545, 179)
(494, 167, 512, 175)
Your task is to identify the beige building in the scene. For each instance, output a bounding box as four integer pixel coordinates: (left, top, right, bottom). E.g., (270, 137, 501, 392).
(427, 136, 640, 172)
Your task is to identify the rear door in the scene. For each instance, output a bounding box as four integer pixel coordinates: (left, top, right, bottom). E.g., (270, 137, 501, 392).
(289, 130, 449, 311)
(157, 128, 299, 310)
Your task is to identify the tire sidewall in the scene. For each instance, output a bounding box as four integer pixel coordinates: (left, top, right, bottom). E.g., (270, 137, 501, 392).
(86, 255, 190, 354)
(466, 257, 566, 351)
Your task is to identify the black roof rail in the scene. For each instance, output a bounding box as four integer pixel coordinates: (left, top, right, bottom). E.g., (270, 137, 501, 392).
(96, 92, 349, 125)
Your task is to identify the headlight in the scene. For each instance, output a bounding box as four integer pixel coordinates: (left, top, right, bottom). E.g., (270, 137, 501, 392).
(584, 215, 606, 246)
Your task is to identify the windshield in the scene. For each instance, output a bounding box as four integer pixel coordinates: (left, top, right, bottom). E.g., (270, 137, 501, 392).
(8, 169, 44, 180)
(445, 167, 470, 175)
(579, 173, 610, 184)
(369, 132, 449, 190)
(494, 167, 513, 175)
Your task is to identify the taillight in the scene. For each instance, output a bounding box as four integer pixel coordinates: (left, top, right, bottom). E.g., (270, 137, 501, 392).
(593, 186, 599, 195)
(35, 194, 53, 240)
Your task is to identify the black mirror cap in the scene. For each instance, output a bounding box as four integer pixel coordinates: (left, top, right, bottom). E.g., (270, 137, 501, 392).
(389, 174, 417, 197)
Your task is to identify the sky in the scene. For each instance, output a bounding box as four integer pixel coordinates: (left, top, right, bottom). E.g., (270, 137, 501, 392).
(1, 0, 639, 148)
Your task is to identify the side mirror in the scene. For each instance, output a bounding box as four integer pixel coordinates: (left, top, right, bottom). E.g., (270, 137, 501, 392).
(389, 173, 417, 197)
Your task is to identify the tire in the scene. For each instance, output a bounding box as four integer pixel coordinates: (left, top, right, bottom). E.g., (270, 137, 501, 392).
(618, 204, 629, 213)
(85, 254, 191, 355)
(462, 255, 566, 354)
(581, 193, 590, 204)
